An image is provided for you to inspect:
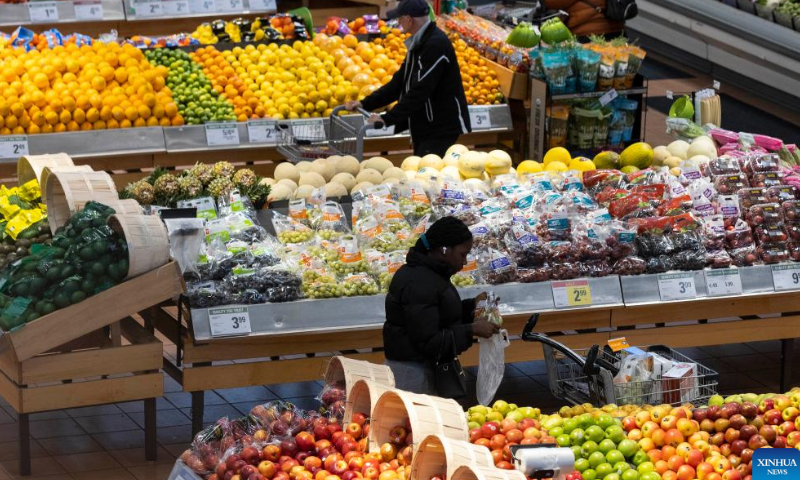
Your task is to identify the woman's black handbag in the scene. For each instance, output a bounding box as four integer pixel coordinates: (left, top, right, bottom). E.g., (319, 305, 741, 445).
(434, 330, 467, 398)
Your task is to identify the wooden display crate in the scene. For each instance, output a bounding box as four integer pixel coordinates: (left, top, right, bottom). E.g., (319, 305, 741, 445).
(0, 261, 184, 363)
(487, 58, 529, 100)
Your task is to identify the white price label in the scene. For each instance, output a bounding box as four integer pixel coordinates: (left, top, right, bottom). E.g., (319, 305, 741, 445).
(247, 120, 278, 144)
(190, 0, 215, 12)
(365, 124, 396, 137)
(135, 0, 163, 17)
(657, 272, 697, 301)
(162, 0, 189, 14)
(0, 136, 29, 160)
(291, 119, 325, 140)
(74, 1, 104, 20)
(713, 80, 721, 90)
(704, 269, 742, 297)
(216, 0, 242, 12)
(599, 89, 618, 106)
(205, 123, 240, 146)
(665, 90, 674, 100)
(552, 280, 592, 308)
(29, 1, 59, 22)
(771, 264, 800, 291)
(249, 0, 276, 10)
(209, 306, 251, 337)
(469, 107, 491, 130)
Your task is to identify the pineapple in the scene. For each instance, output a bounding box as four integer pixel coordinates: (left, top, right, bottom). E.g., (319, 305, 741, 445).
(189, 163, 214, 185)
(207, 176, 234, 198)
(126, 180, 155, 205)
(154, 173, 180, 198)
(233, 168, 257, 188)
(211, 161, 235, 179)
(178, 175, 203, 198)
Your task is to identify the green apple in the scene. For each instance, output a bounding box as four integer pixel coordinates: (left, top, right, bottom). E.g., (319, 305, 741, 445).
(605, 450, 625, 465)
(595, 463, 613, 479)
(621, 470, 640, 480)
(578, 413, 596, 430)
(581, 440, 599, 458)
(640, 473, 660, 480)
(505, 410, 524, 423)
(708, 395, 724, 407)
(469, 412, 486, 425)
(492, 400, 510, 415)
(556, 434, 571, 447)
(604, 474, 621, 480)
(617, 439, 638, 459)
(563, 418, 580, 434)
(596, 414, 615, 430)
(631, 450, 649, 466)
(469, 405, 490, 415)
(582, 469, 597, 480)
(724, 394, 743, 404)
(613, 461, 630, 474)
(569, 428, 586, 446)
(518, 406, 538, 419)
(467, 421, 480, 430)
(508, 403, 518, 411)
(742, 393, 759, 404)
(637, 462, 655, 474)
(598, 439, 617, 455)
(549, 427, 564, 438)
(585, 425, 605, 443)
(571, 446, 582, 461)
(575, 458, 590, 472)
(542, 416, 564, 430)
(604, 425, 625, 444)
(486, 411, 503, 423)
(588, 452, 606, 469)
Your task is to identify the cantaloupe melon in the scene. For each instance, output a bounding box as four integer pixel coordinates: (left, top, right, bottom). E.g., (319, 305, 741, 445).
(356, 168, 383, 184)
(485, 150, 513, 176)
(311, 158, 336, 181)
(383, 167, 405, 181)
(383, 177, 401, 186)
(294, 184, 315, 200)
(401, 156, 422, 172)
(295, 161, 312, 173)
(269, 183, 294, 201)
(440, 166, 461, 180)
(299, 172, 326, 188)
(351, 181, 374, 195)
(458, 150, 487, 179)
(336, 155, 360, 176)
(277, 178, 298, 192)
(420, 154, 444, 171)
(362, 156, 393, 173)
(444, 144, 468, 167)
(259, 177, 276, 186)
(331, 172, 356, 192)
(274, 162, 300, 183)
(324, 182, 348, 198)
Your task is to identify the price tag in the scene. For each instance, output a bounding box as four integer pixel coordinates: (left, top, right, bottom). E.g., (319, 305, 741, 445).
(665, 90, 674, 100)
(365, 124, 396, 137)
(713, 80, 721, 90)
(657, 272, 697, 301)
(134, 0, 163, 17)
(189, 0, 215, 12)
(552, 280, 592, 308)
(0, 136, 29, 160)
(162, 0, 189, 14)
(216, 0, 242, 12)
(599, 89, 618, 106)
(247, 120, 278, 144)
(291, 119, 325, 140)
(205, 122, 240, 146)
(74, 1, 104, 20)
(209, 306, 251, 337)
(248, 0, 276, 10)
(29, 1, 59, 22)
(469, 107, 491, 130)
(771, 264, 800, 291)
(704, 268, 742, 296)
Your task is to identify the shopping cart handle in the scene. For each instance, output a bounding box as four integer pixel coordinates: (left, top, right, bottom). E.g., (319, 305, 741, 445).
(521, 313, 540, 336)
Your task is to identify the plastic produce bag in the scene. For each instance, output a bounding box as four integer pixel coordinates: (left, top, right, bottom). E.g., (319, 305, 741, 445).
(164, 218, 205, 276)
(476, 329, 510, 406)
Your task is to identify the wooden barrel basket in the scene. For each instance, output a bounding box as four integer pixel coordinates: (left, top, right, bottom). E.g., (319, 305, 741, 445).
(411, 435, 494, 480)
(40, 165, 93, 195)
(370, 390, 469, 453)
(325, 356, 396, 390)
(347, 379, 395, 449)
(107, 213, 170, 279)
(45, 170, 119, 232)
(451, 465, 527, 480)
(17, 153, 74, 186)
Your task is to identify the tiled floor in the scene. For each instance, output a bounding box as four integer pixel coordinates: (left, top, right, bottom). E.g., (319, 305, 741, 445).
(0, 340, 797, 480)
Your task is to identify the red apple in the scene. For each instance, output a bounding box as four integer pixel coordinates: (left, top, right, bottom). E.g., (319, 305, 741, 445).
(296, 432, 315, 453)
(489, 434, 506, 451)
(759, 425, 777, 443)
(346, 424, 363, 440)
(341, 472, 359, 480)
(782, 407, 800, 422)
(710, 432, 725, 446)
(227, 455, 242, 471)
(352, 413, 367, 427)
(773, 435, 787, 448)
(787, 430, 800, 447)
(506, 429, 524, 444)
(764, 409, 782, 426)
(697, 462, 714, 480)
(378, 443, 397, 463)
(749, 416, 764, 430)
(340, 441, 359, 455)
(721, 471, 742, 480)
(280, 440, 298, 458)
(724, 428, 740, 444)
(748, 434, 767, 450)
(778, 421, 796, 436)
(707, 406, 721, 421)
(758, 398, 775, 414)
(362, 467, 378, 480)
(241, 466, 258, 478)
(324, 453, 343, 472)
(469, 428, 482, 443)
(315, 440, 332, 455)
(729, 414, 746, 430)
(701, 419, 716, 433)
(661, 415, 679, 430)
(676, 464, 696, 480)
(330, 460, 348, 476)
(686, 449, 703, 467)
(714, 418, 730, 433)
(694, 409, 709, 422)
(480, 422, 500, 439)
(741, 448, 754, 464)
(741, 402, 757, 419)
(739, 424, 757, 441)
(731, 439, 747, 456)
(304, 457, 322, 472)
(622, 416, 637, 432)
(388, 426, 407, 445)
(223, 472, 236, 480)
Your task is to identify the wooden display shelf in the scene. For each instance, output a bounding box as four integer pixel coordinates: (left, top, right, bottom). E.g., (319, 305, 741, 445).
(487, 58, 529, 100)
(145, 291, 800, 436)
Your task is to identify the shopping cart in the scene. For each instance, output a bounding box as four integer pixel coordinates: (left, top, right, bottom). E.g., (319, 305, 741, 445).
(276, 106, 383, 162)
(521, 314, 718, 406)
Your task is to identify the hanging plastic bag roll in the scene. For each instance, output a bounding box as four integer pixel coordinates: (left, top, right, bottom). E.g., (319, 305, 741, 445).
(513, 446, 576, 476)
(476, 329, 510, 406)
(164, 218, 205, 275)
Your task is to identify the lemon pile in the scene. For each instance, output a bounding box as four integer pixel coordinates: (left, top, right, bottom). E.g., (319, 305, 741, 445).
(0, 42, 182, 134)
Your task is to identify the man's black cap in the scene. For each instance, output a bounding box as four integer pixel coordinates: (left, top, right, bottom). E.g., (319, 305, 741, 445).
(386, 0, 430, 19)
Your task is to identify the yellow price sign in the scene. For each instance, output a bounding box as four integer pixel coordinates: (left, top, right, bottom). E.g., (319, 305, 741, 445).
(552, 280, 592, 308)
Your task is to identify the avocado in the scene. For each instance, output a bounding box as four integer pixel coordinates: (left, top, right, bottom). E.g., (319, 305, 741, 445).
(54, 292, 71, 308)
(90, 262, 106, 276)
(81, 277, 96, 293)
(13, 282, 29, 297)
(62, 279, 80, 295)
(61, 265, 76, 279)
(90, 240, 107, 256)
(44, 265, 62, 282)
(70, 291, 87, 304)
(79, 246, 94, 261)
(29, 277, 47, 296)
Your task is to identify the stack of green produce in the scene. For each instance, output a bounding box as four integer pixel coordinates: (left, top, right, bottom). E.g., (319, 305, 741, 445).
(0, 181, 53, 270)
(0, 202, 129, 331)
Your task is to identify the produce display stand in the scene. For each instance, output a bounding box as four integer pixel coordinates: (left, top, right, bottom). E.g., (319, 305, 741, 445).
(528, 74, 649, 162)
(0, 0, 387, 38)
(144, 267, 800, 435)
(0, 261, 185, 476)
(0, 105, 514, 186)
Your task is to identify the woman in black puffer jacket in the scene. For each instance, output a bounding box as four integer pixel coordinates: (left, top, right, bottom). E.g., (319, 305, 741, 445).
(383, 217, 498, 396)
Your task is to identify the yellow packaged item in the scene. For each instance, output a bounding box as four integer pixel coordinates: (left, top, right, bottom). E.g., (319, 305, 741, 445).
(5, 208, 44, 239)
(18, 180, 41, 203)
(0, 196, 20, 220)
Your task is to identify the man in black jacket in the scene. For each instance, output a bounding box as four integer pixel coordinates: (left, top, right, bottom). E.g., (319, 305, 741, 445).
(345, 0, 471, 157)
